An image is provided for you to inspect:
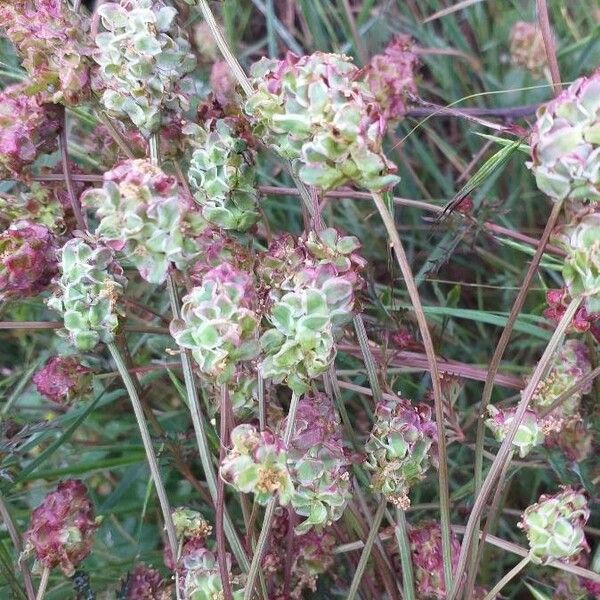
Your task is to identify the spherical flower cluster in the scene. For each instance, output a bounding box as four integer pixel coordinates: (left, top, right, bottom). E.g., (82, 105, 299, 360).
(170, 263, 260, 384)
(93, 0, 196, 136)
(363, 36, 419, 122)
(220, 424, 294, 506)
(246, 51, 400, 191)
(561, 211, 600, 312)
(365, 397, 438, 508)
(33, 356, 91, 406)
(529, 70, 600, 202)
(408, 521, 461, 600)
(260, 264, 355, 394)
(0, 84, 61, 180)
(125, 564, 171, 600)
(24, 479, 99, 576)
(0, 1, 93, 105)
(519, 486, 590, 564)
(485, 406, 545, 458)
(543, 287, 598, 333)
(285, 392, 351, 533)
(187, 116, 260, 231)
(82, 159, 196, 284)
(47, 239, 127, 351)
(531, 339, 591, 418)
(182, 547, 243, 600)
(171, 507, 212, 542)
(263, 509, 336, 600)
(0, 220, 58, 301)
(509, 21, 547, 77)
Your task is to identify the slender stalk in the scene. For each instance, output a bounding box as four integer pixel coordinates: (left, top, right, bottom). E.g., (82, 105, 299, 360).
(371, 191, 453, 588)
(482, 556, 530, 600)
(395, 508, 416, 600)
(353, 315, 383, 404)
(449, 298, 581, 599)
(243, 393, 301, 600)
(536, 0, 562, 95)
(59, 109, 86, 231)
(346, 498, 387, 600)
(468, 199, 563, 584)
(257, 376, 266, 431)
(35, 567, 50, 600)
(540, 364, 600, 418)
(166, 275, 249, 571)
(217, 387, 234, 600)
(107, 342, 178, 561)
(0, 495, 35, 600)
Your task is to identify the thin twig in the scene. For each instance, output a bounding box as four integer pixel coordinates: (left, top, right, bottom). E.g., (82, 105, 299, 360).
(536, 0, 562, 95)
(540, 364, 600, 418)
(35, 567, 50, 600)
(406, 104, 539, 119)
(59, 109, 86, 231)
(482, 556, 530, 600)
(395, 508, 416, 600)
(371, 191, 453, 587)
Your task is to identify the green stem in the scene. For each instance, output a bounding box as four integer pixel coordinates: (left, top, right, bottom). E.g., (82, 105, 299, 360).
(371, 191, 453, 588)
(107, 342, 178, 559)
(35, 567, 49, 600)
(166, 275, 249, 572)
(395, 508, 416, 600)
(243, 393, 301, 600)
(346, 498, 387, 600)
(482, 556, 530, 600)
(352, 315, 382, 404)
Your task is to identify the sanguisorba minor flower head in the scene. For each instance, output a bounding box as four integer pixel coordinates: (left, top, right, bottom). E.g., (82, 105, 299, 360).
(285, 392, 352, 533)
(0, 84, 61, 180)
(187, 114, 260, 231)
(0, 1, 93, 105)
(126, 564, 171, 600)
(363, 36, 419, 122)
(520, 486, 590, 564)
(48, 238, 127, 351)
(509, 21, 548, 77)
(365, 397, 438, 508)
(408, 520, 461, 600)
(93, 0, 196, 136)
(24, 479, 99, 576)
(170, 263, 260, 384)
(182, 547, 243, 600)
(33, 356, 91, 406)
(561, 211, 600, 312)
(529, 69, 600, 202)
(220, 424, 294, 506)
(82, 159, 196, 284)
(246, 51, 400, 191)
(485, 406, 545, 458)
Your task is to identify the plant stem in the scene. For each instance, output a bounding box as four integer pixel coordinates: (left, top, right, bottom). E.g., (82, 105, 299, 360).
(166, 275, 249, 572)
(371, 191, 453, 588)
(536, 0, 562, 95)
(35, 567, 49, 600)
(353, 315, 382, 404)
(482, 556, 530, 600)
(449, 297, 581, 599)
(395, 508, 416, 600)
(107, 342, 178, 561)
(346, 498, 387, 600)
(59, 109, 86, 231)
(0, 495, 35, 600)
(243, 393, 301, 600)
(468, 199, 563, 585)
(217, 386, 234, 600)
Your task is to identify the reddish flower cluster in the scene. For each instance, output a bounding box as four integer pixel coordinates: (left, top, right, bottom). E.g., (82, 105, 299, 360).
(544, 287, 599, 333)
(24, 480, 98, 576)
(364, 35, 419, 121)
(0, 84, 61, 180)
(125, 564, 171, 600)
(0, 220, 58, 300)
(32, 356, 91, 406)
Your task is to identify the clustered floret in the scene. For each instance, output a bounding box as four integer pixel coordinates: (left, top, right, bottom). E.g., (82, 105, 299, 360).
(33, 356, 91, 406)
(82, 159, 196, 284)
(246, 52, 400, 191)
(47, 238, 127, 350)
(365, 396, 438, 508)
(93, 0, 196, 135)
(124, 564, 171, 600)
(509, 21, 548, 77)
(24, 479, 99, 576)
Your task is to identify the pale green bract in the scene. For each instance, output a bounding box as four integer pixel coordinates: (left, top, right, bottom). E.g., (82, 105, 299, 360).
(182, 547, 244, 600)
(48, 239, 127, 351)
(485, 406, 544, 458)
(93, 0, 196, 136)
(187, 117, 260, 231)
(246, 52, 400, 192)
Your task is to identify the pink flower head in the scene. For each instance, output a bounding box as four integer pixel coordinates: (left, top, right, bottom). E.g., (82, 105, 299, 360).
(203, 263, 257, 308)
(0, 220, 58, 300)
(33, 356, 91, 406)
(126, 564, 170, 600)
(364, 36, 419, 121)
(409, 520, 461, 599)
(544, 287, 598, 332)
(0, 84, 61, 180)
(24, 480, 98, 576)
